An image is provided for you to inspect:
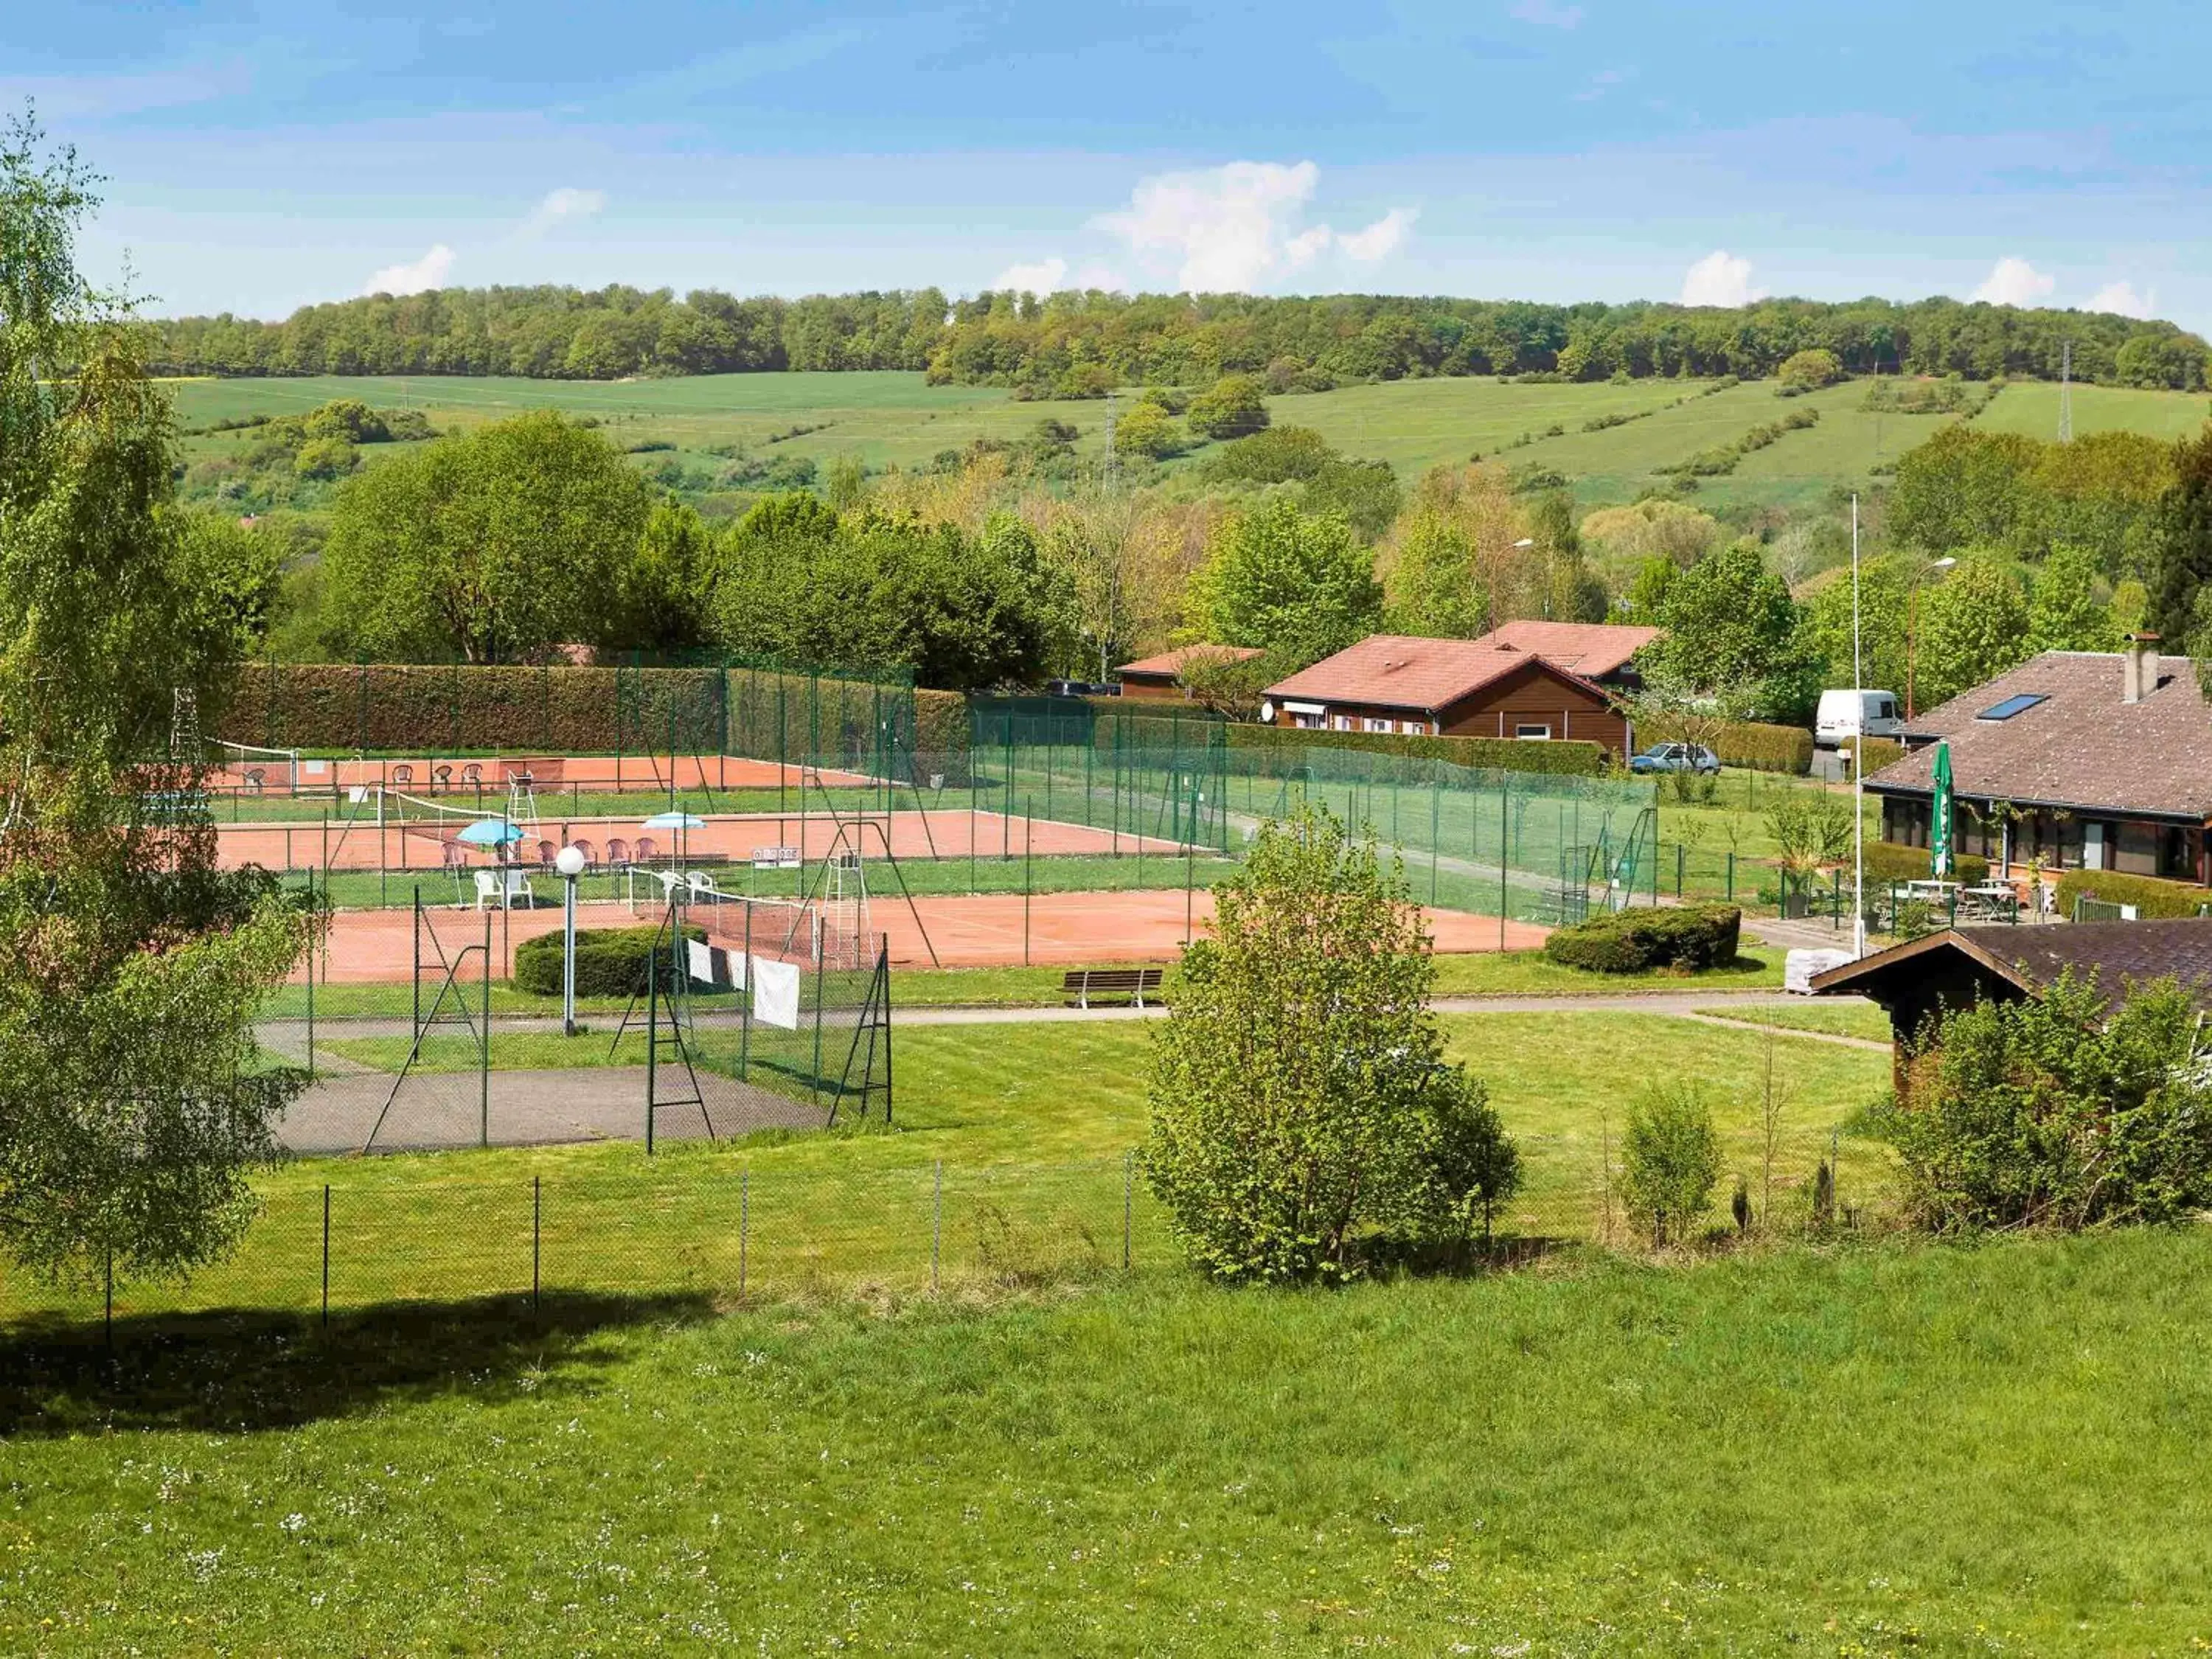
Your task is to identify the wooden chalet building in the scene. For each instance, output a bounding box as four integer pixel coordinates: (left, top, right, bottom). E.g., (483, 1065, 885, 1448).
(1470, 621, 1660, 692)
(1865, 635, 2212, 885)
(1113, 644, 1265, 701)
(1257, 633, 1632, 754)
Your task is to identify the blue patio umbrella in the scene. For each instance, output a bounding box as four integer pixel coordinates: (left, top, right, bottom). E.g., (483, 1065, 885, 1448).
(456, 817, 524, 846)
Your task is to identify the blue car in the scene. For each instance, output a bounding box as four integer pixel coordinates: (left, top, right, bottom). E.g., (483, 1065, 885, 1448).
(1628, 742, 1720, 775)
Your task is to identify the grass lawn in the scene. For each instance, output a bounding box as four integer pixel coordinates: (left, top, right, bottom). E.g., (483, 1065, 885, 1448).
(1695, 1001, 1894, 1041)
(6, 1231, 2211, 1653)
(1975, 379, 2212, 442)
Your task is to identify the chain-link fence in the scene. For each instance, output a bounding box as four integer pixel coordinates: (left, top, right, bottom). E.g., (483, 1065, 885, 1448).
(0, 1121, 1891, 1335)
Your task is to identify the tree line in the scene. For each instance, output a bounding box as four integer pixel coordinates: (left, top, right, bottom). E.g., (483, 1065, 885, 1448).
(150, 285, 2212, 392)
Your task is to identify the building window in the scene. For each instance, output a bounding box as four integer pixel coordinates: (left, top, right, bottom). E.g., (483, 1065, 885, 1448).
(1401, 720, 1430, 735)
(1514, 723, 1552, 740)
(1332, 714, 1353, 731)
(1365, 717, 1394, 733)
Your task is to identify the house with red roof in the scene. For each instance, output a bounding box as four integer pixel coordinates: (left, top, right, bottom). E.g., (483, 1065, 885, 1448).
(1257, 633, 1631, 754)
(1113, 644, 1265, 700)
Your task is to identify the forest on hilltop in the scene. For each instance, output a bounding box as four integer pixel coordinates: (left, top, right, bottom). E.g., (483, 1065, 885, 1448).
(151, 285, 2212, 394)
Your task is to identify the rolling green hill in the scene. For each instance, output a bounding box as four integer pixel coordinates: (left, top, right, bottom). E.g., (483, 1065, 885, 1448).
(167, 371, 2212, 519)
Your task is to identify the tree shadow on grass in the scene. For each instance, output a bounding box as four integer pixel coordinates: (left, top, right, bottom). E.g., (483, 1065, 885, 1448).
(0, 1290, 712, 1439)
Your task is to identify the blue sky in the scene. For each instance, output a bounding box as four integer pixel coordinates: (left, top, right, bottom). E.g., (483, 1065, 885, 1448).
(11, 1, 2212, 330)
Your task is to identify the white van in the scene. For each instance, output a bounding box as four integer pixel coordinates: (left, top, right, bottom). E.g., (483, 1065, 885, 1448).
(1815, 689, 1904, 748)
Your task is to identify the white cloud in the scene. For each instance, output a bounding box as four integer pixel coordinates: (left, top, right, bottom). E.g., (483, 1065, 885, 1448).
(1092, 161, 1413, 291)
(1338, 207, 1417, 262)
(1970, 255, 2055, 307)
(1509, 0, 1585, 26)
(2087, 279, 2154, 319)
(521, 187, 608, 237)
(1679, 249, 1762, 308)
(1573, 67, 1630, 102)
(361, 244, 455, 297)
(992, 257, 1068, 293)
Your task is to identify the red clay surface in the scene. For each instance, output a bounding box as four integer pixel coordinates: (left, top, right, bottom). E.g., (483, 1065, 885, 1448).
(221, 807, 1188, 874)
(309, 891, 1547, 981)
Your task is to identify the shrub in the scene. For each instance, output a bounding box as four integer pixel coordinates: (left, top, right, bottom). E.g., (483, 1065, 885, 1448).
(1227, 723, 1605, 778)
(1184, 375, 1271, 440)
(1893, 970, 2212, 1230)
(1542, 904, 1741, 973)
(1620, 1082, 1723, 1245)
(2054, 867, 2209, 920)
(1418, 1074, 1522, 1248)
(1765, 796, 1854, 875)
(1710, 720, 1813, 774)
(1861, 841, 1990, 888)
(1142, 805, 1506, 1281)
(513, 924, 706, 1000)
(1852, 737, 1905, 775)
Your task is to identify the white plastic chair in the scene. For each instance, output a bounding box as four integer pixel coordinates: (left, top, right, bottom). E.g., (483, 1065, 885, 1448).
(473, 870, 499, 910)
(502, 867, 536, 909)
(686, 870, 720, 900)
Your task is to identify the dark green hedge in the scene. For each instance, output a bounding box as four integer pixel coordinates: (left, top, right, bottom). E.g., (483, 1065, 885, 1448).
(1862, 841, 1989, 888)
(2055, 868, 2208, 920)
(1711, 720, 1814, 775)
(513, 923, 708, 999)
(1543, 904, 1742, 973)
(1226, 724, 1605, 776)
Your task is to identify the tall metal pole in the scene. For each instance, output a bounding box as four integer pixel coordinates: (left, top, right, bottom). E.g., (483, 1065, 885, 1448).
(563, 871, 578, 1035)
(1851, 493, 1866, 960)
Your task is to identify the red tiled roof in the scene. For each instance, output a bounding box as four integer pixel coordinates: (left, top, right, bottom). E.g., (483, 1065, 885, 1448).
(1263, 634, 1604, 712)
(1115, 644, 1265, 677)
(1865, 649, 2212, 819)
(1475, 621, 1661, 680)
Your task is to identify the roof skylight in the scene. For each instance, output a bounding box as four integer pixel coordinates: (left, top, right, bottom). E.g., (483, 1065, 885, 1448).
(1976, 693, 2048, 721)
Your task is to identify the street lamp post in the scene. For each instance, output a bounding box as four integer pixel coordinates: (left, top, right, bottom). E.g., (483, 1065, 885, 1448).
(555, 844, 587, 1036)
(1904, 556, 1958, 720)
(1507, 536, 1534, 626)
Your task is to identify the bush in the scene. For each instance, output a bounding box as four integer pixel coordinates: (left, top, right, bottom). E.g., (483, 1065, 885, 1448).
(1184, 375, 1270, 440)
(1710, 720, 1813, 774)
(1851, 737, 1905, 775)
(1893, 970, 2212, 1229)
(2054, 867, 2208, 920)
(1620, 1082, 1723, 1245)
(1418, 1072, 1522, 1248)
(1543, 904, 1741, 973)
(513, 924, 707, 1000)
(1228, 723, 1605, 778)
(1861, 841, 1990, 888)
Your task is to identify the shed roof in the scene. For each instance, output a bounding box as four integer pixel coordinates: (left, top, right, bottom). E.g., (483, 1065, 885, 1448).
(1115, 644, 1264, 678)
(1811, 919, 2212, 1004)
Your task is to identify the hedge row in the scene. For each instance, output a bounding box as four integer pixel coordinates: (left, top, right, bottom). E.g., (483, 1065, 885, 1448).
(2054, 868, 2210, 920)
(1225, 724, 1606, 777)
(1851, 738, 1905, 776)
(514, 924, 708, 999)
(226, 662, 919, 764)
(1863, 841, 1991, 888)
(1708, 720, 1815, 775)
(1542, 904, 1742, 973)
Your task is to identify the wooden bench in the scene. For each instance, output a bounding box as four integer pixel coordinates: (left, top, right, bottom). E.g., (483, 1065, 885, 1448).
(1062, 967, 1164, 1009)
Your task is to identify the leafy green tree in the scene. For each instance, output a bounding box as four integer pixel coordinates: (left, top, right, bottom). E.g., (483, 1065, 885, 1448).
(1142, 805, 1508, 1280)
(291, 434, 356, 480)
(618, 500, 714, 652)
(2114, 332, 2211, 391)
(1619, 1084, 1723, 1247)
(2148, 426, 2212, 641)
(1382, 512, 1487, 638)
(0, 114, 313, 1285)
(322, 409, 653, 661)
(1896, 971, 2212, 1229)
(1579, 498, 1723, 571)
(1183, 373, 1270, 439)
(2025, 543, 2116, 653)
(709, 504, 1056, 689)
(825, 452, 868, 510)
(1192, 497, 1382, 666)
(1890, 427, 2042, 552)
(1776, 347, 1843, 390)
(1914, 554, 2031, 706)
(1622, 554, 1677, 625)
(173, 511, 287, 657)
(1793, 555, 1910, 697)
(1113, 400, 1184, 460)
(1641, 541, 1806, 714)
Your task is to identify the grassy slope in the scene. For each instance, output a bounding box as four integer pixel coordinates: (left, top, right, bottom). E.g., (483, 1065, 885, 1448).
(7, 1232, 2211, 1654)
(1694, 1001, 1894, 1040)
(1975, 380, 2212, 442)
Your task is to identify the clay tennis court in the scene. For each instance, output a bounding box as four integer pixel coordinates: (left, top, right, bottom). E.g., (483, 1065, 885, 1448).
(308, 890, 1545, 980)
(219, 805, 1191, 874)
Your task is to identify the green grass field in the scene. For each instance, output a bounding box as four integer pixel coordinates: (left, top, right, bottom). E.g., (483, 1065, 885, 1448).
(1975, 379, 2212, 442)
(1694, 1001, 1894, 1041)
(168, 369, 2212, 519)
(6, 1231, 2210, 1653)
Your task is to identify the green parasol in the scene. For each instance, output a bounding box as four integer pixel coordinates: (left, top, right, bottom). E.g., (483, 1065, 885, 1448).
(1930, 740, 1953, 877)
